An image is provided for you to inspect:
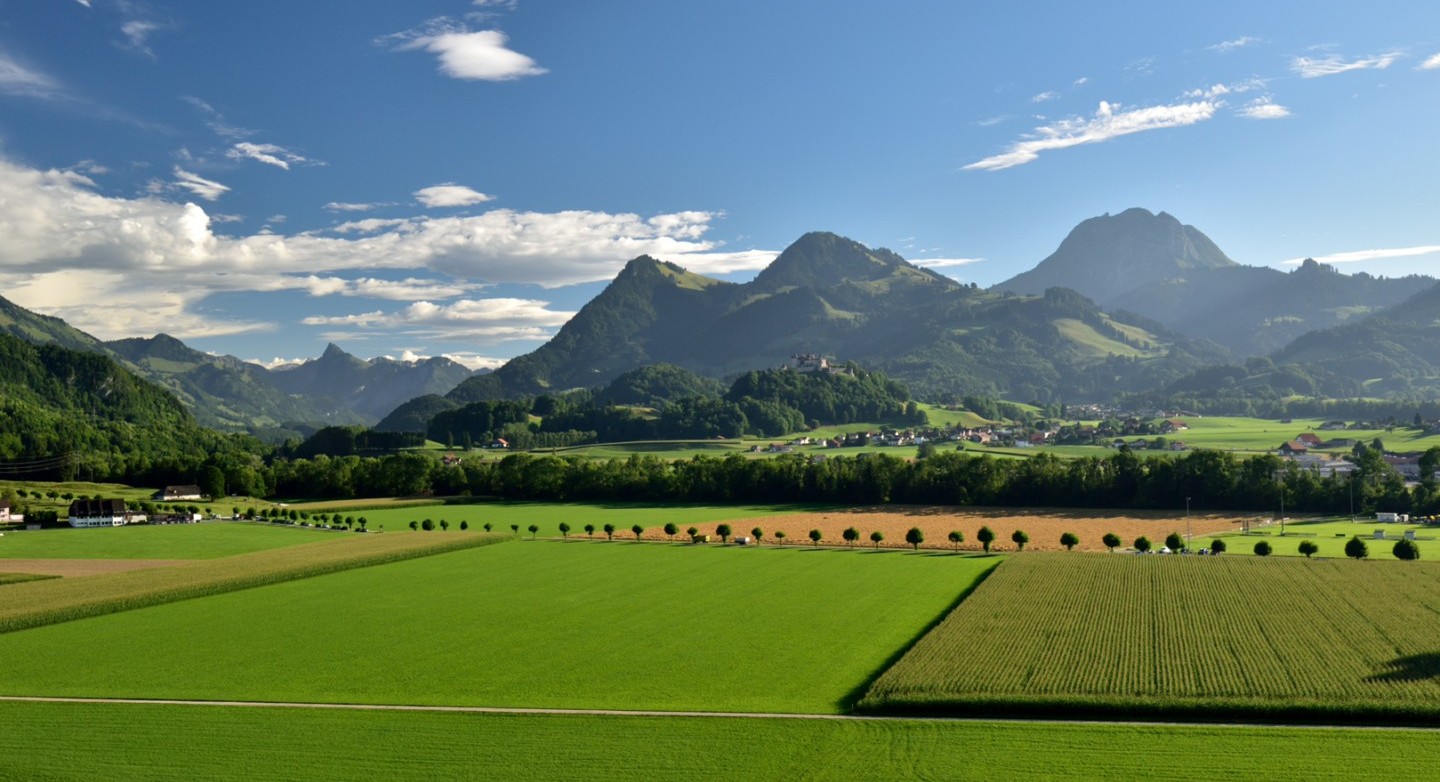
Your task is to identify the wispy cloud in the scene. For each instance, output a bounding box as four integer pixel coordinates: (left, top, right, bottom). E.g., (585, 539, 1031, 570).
(226, 142, 316, 170)
(912, 257, 983, 268)
(1291, 51, 1402, 78)
(1420, 53, 1440, 70)
(384, 20, 546, 81)
(182, 96, 254, 139)
(974, 115, 1008, 127)
(324, 201, 395, 212)
(964, 99, 1218, 171)
(414, 183, 495, 208)
(1073, 76, 1089, 86)
(1281, 245, 1440, 265)
(1030, 91, 1059, 103)
(171, 167, 230, 201)
(119, 19, 163, 57)
(1208, 36, 1260, 53)
(0, 51, 64, 99)
(1238, 97, 1290, 120)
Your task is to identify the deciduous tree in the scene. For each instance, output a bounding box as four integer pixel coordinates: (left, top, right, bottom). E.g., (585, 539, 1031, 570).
(1102, 532, 1120, 552)
(809, 529, 822, 547)
(1060, 531, 1079, 551)
(1011, 529, 1028, 551)
(1254, 540, 1272, 556)
(906, 527, 924, 550)
(1134, 536, 1152, 553)
(977, 526, 995, 553)
(632, 524, 644, 541)
(1345, 536, 1368, 560)
(1393, 538, 1421, 560)
(1298, 540, 1318, 558)
(716, 523, 732, 543)
(870, 530, 884, 549)
(949, 530, 965, 552)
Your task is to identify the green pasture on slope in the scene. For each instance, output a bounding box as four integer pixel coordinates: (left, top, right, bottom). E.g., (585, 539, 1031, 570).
(3, 701, 1437, 782)
(863, 552, 1440, 721)
(0, 540, 997, 714)
(1206, 517, 1440, 559)
(352, 500, 820, 536)
(0, 522, 335, 559)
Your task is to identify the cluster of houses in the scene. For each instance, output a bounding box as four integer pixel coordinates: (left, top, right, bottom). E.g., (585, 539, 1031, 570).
(0, 499, 22, 526)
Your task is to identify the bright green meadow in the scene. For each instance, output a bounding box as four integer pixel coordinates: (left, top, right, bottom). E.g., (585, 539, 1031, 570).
(0, 522, 333, 559)
(2, 701, 1437, 782)
(0, 540, 997, 713)
(1209, 517, 1439, 559)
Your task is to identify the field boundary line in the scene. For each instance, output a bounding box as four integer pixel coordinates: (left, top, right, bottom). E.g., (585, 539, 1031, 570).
(2, 695, 1438, 731)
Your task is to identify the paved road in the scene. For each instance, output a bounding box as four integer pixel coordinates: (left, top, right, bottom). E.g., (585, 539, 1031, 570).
(2, 695, 1436, 731)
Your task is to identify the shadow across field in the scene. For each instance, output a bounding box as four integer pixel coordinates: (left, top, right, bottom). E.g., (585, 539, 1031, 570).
(1368, 653, 1440, 684)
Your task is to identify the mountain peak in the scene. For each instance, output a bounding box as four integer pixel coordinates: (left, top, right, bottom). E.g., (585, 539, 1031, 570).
(321, 342, 351, 360)
(994, 208, 1236, 304)
(751, 231, 907, 291)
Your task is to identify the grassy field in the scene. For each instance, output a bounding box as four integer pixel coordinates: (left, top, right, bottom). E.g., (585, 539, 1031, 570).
(0, 531, 506, 634)
(0, 541, 997, 714)
(3, 701, 1438, 781)
(1208, 517, 1439, 559)
(0, 522, 334, 559)
(862, 552, 1440, 721)
(351, 501, 823, 536)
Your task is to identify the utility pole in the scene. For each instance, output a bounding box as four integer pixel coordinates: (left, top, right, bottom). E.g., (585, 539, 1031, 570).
(1185, 496, 1191, 548)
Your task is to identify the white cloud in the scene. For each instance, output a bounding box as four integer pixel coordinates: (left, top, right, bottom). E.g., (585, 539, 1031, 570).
(249, 356, 305, 370)
(443, 352, 506, 370)
(74, 0, 93, 6)
(414, 183, 495, 208)
(182, 96, 254, 140)
(0, 52, 63, 98)
(119, 20, 163, 57)
(302, 298, 574, 343)
(974, 115, 1008, 127)
(392, 28, 546, 81)
(325, 201, 393, 212)
(0, 153, 778, 340)
(912, 257, 984, 269)
(1420, 53, 1440, 70)
(330, 217, 415, 234)
(1291, 52, 1401, 78)
(171, 167, 230, 201)
(1208, 36, 1260, 53)
(964, 99, 1219, 171)
(1073, 76, 1089, 86)
(1239, 97, 1290, 120)
(1281, 245, 1440, 265)
(210, 213, 244, 224)
(1031, 91, 1059, 103)
(226, 142, 314, 170)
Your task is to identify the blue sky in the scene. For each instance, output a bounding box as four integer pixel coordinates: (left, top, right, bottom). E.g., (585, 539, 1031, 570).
(1, 1, 1437, 368)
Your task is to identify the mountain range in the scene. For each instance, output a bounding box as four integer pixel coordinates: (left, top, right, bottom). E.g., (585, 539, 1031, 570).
(0, 295, 475, 437)
(4, 207, 1439, 437)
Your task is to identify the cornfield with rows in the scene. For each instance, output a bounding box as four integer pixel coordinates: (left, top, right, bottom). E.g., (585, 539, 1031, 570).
(861, 552, 1440, 722)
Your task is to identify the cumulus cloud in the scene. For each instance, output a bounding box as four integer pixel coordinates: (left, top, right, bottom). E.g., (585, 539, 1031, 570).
(1281, 245, 1440, 265)
(171, 167, 230, 201)
(389, 26, 546, 81)
(1291, 52, 1401, 78)
(1420, 53, 1440, 70)
(1239, 97, 1290, 120)
(964, 99, 1218, 171)
(0, 154, 776, 340)
(226, 142, 314, 170)
(1208, 36, 1260, 53)
(0, 51, 64, 98)
(414, 183, 495, 208)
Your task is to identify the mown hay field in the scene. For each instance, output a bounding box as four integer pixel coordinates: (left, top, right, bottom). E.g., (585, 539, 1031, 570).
(0, 541, 996, 714)
(641, 506, 1241, 552)
(0, 521, 334, 559)
(0, 531, 507, 634)
(862, 552, 1440, 721)
(5, 701, 1440, 782)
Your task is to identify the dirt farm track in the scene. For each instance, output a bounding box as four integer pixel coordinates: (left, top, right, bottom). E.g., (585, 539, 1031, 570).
(643, 507, 1247, 552)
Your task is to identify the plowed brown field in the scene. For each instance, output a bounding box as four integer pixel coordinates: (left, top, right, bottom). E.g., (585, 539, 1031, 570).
(643, 506, 1248, 552)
